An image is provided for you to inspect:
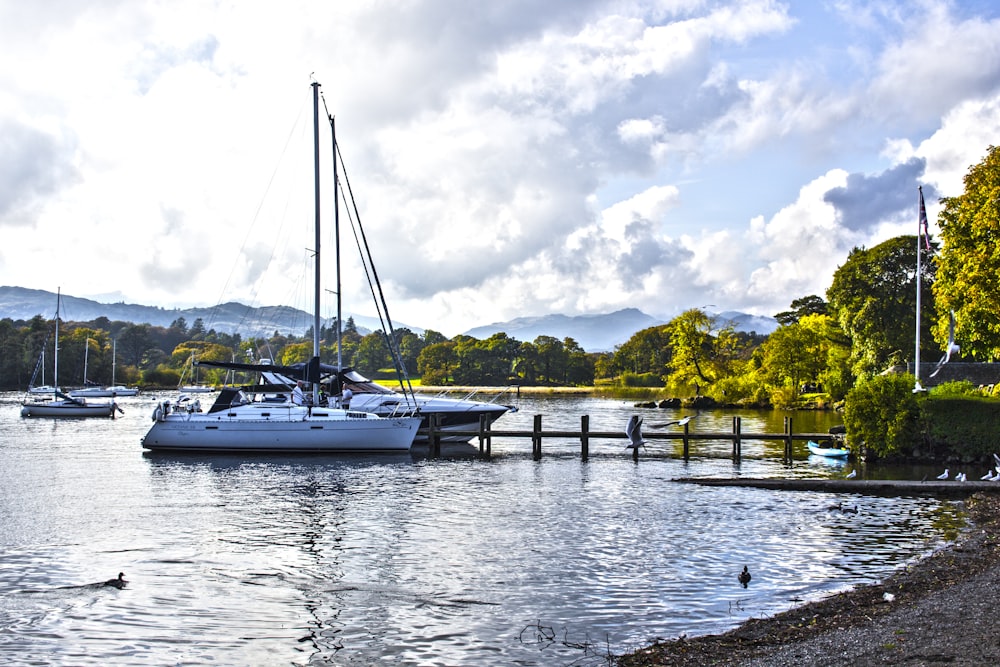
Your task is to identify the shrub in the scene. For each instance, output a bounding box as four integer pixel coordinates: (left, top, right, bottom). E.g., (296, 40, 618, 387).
(620, 372, 664, 388)
(843, 373, 921, 458)
(921, 396, 1000, 461)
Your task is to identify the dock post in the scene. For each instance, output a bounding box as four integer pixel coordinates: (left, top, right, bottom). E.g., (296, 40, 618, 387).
(532, 414, 542, 460)
(783, 416, 794, 463)
(430, 413, 442, 458)
(682, 423, 690, 461)
(580, 415, 589, 461)
(732, 416, 742, 463)
(478, 413, 490, 456)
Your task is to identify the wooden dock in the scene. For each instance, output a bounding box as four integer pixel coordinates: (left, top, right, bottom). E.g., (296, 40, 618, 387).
(422, 413, 832, 462)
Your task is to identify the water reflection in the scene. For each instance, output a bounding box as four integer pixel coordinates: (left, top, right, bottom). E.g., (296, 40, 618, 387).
(0, 391, 969, 665)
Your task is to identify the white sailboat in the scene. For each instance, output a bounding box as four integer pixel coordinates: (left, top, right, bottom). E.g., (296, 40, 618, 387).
(142, 81, 421, 453)
(177, 352, 216, 393)
(27, 348, 56, 394)
(21, 289, 120, 418)
(70, 338, 140, 397)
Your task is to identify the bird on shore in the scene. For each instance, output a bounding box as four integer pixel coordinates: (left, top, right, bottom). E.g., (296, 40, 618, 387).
(846, 469, 857, 479)
(625, 416, 646, 450)
(936, 469, 950, 480)
(738, 566, 751, 588)
(957, 472, 967, 482)
(104, 572, 127, 589)
(981, 470, 994, 481)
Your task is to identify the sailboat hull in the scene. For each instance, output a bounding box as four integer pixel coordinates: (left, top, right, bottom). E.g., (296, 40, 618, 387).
(21, 400, 117, 418)
(70, 386, 140, 397)
(142, 405, 421, 452)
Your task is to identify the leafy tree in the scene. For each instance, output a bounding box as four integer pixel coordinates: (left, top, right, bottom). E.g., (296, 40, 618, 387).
(933, 145, 1000, 359)
(354, 332, 392, 372)
(758, 314, 833, 395)
(189, 318, 207, 339)
(826, 235, 937, 379)
(774, 295, 828, 326)
(422, 329, 448, 346)
(117, 323, 156, 367)
(514, 341, 539, 384)
(611, 325, 672, 377)
(534, 335, 566, 384)
(665, 308, 735, 391)
(417, 341, 457, 385)
(563, 337, 594, 385)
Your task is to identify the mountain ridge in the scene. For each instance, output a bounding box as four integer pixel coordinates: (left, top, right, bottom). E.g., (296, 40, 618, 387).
(0, 286, 777, 353)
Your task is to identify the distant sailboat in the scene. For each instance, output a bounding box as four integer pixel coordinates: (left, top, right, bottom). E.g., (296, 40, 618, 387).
(70, 338, 139, 397)
(22, 289, 120, 418)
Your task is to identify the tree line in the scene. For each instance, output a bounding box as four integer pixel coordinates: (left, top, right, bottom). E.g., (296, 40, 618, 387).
(3, 146, 998, 408)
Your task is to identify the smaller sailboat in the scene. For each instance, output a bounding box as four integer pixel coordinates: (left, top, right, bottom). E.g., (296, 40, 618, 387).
(70, 338, 139, 397)
(177, 352, 216, 393)
(27, 348, 57, 394)
(22, 289, 121, 418)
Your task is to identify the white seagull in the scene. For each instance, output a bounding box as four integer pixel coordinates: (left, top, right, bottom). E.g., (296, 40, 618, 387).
(936, 469, 950, 480)
(930, 311, 960, 378)
(625, 416, 647, 450)
(956, 472, 967, 482)
(846, 470, 857, 479)
(981, 470, 994, 481)
(993, 452, 1000, 468)
(650, 412, 699, 428)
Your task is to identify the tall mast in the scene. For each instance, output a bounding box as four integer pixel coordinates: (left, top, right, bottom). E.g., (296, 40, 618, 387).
(333, 115, 342, 376)
(311, 81, 322, 404)
(54, 287, 61, 391)
(914, 186, 923, 389)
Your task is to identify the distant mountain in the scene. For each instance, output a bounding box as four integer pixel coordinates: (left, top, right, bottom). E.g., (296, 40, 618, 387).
(0, 286, 397, 336)
(716, 311, 779, 336)
(0, 286, 777, 350)
(464, 308, 663, 352)
(464, 307, 778, 352)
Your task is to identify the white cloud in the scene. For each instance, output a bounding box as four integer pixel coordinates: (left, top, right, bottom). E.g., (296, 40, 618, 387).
(2, 0, 1000, 339)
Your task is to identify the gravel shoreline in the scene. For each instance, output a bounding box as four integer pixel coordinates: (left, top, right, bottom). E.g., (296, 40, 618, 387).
(618, 493, 1000, 666)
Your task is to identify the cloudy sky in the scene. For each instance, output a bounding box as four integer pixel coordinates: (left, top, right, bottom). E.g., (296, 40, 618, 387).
(3, 0, 1000, 337)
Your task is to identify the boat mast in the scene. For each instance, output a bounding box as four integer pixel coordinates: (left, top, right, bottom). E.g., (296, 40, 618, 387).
(914, 186, 923, 390)
(54, 287, 60, 391)
(332, 114, 343, 379)
(312, 81, 322, 405)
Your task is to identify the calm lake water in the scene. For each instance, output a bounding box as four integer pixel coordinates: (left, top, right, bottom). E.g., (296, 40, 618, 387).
(0, 391, 965, 666)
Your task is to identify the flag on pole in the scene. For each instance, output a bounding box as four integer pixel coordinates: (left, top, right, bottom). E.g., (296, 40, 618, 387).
(918, 186, 931, 250)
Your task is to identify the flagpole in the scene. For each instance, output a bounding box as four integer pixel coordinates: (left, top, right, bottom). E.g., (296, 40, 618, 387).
(914, 186, 924, 389)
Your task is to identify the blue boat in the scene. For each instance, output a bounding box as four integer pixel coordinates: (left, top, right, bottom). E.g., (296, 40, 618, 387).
(807, 440, 850, 458)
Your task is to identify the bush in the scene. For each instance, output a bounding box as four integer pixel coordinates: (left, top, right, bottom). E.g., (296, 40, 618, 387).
(619, 372, 664, 388)
(921, 396, 1000, 461)
(930, 380, 978, 397)
(843, 373, 921, 459)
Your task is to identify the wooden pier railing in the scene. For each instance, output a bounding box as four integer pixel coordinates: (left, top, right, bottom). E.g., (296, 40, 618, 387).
(421, 414, 832, 462)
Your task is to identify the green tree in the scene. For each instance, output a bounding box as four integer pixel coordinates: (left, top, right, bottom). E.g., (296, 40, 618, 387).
(759, 314, 833, 393)
(611, 325, 672, 377)
(826, 235, 937, 379)
(774, 295, 828, 326)
(354, 332, 392, 373)
(417, 341, 457, 385)
(933, 145, 1000, 359)
(117, 323, 156, 368)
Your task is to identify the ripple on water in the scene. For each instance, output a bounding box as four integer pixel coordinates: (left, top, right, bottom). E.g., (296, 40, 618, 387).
(0, 392, 965, 665)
